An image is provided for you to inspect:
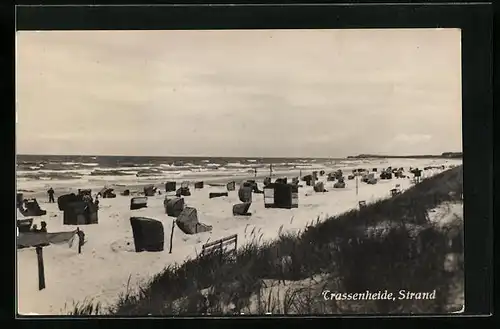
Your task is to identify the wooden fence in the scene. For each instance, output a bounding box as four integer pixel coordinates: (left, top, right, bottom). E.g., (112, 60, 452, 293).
(201, 234, 237, 260)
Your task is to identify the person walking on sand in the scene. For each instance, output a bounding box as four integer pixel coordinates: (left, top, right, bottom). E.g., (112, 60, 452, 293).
(47, 187, 55, 203)
(76, 227, 86, 253)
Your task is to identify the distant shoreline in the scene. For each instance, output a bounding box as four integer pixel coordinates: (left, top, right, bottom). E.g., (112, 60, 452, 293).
(347, 152, 462, 159)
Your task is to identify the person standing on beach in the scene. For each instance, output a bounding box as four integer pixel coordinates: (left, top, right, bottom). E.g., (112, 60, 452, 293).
(76, 227, 86, 253)
(83, 200, 92, 224)
(82, 193, 92, 203)
(47, 187, 55, 203)
(39, 221, 47, 233)
(94, 195, 100, 209)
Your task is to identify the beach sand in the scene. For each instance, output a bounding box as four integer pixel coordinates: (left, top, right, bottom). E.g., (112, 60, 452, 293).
(16, 159, 460, 315)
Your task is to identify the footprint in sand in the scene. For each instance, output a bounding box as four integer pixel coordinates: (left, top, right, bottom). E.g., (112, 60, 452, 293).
(110, 239, 135, 253)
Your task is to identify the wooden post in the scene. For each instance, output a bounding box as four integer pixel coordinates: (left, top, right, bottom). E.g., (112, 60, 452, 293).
(76, 227, 82, 254)
(169, 219, 175, 254)
(356, 175, 359, 196)
(36, 246, 45, 290)
(270, 164, 273, 178)
(220, 239, 223, 261)
(254, 167, 257, 178)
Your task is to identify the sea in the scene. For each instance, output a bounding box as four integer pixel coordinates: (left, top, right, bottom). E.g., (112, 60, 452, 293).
(16, 154, 382, 182)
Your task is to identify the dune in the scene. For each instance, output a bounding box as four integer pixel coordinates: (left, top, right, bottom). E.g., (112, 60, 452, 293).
(16, 159, 460, 315)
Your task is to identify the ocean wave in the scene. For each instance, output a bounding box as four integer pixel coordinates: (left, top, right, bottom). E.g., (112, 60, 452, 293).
(17, 169, 91, 175)
(90, 170, 135, 176)
(225, 162, 250, 168)
(99, 166, 148, 172)
(189, 168, 213, 173)
(17, 162, 101, 171)
(17, 158, 325, 173)
(17, 164, 44, 171)
(15, 162, 327, 182)
(16, 171, 83, 180)
(112, 163, 146, 168)
(16, 156, 393, 183)
(81, 163, 99, 167)
(136, 170, 164, 177)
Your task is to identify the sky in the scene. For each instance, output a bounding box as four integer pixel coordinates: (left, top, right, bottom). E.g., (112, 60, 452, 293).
(16, 29, 462, 158)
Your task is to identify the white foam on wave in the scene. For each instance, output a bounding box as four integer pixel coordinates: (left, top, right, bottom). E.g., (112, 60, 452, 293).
(224, 162, 249, 168)
(18, 169, 91, 174)
(81, 163, 99, 167)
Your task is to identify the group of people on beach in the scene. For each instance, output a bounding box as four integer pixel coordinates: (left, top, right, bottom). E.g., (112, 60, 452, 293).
(31, 221, 47, 233)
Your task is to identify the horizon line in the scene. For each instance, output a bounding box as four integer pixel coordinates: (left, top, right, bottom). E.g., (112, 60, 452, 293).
(16, 152, 462, 159)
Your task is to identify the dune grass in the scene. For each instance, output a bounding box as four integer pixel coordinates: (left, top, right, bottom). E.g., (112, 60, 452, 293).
(69, 166, 464, 315)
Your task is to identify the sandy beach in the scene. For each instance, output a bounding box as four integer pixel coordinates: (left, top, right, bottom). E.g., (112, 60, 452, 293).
(16, 29, 465, 315)
(16, 158, 461, 314)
